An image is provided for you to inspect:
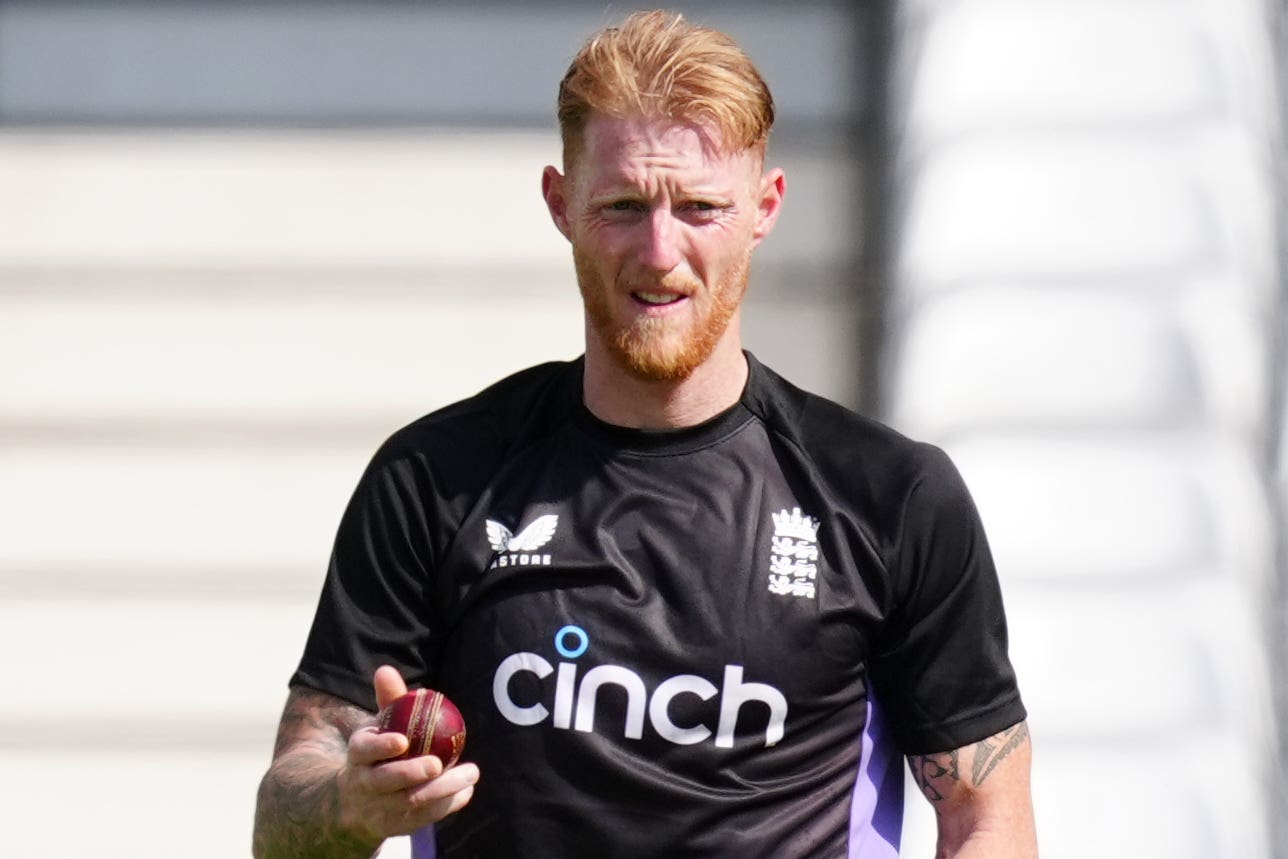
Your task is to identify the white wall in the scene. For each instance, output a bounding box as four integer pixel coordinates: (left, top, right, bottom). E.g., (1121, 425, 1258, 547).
(882, 1, 1283, 856)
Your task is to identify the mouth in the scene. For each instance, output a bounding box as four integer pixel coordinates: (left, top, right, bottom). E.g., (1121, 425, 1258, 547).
(630, 291, 687, 307)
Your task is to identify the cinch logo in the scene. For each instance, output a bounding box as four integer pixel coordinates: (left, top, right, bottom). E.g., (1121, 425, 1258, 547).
(487, 514, 558, 569)
(492, 625, 788, 748)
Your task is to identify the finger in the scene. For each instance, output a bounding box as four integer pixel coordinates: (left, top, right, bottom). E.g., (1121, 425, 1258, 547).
(402, 778, 477, 829)
(439, 783, 475, 818)
(406, 762, 480, 807)
(387, 784, 477, 837)
(366, 756, 447, 795)
(374, 665, 409, 710)
(349, 725, 409, 766)
(410, 783, 476, 822)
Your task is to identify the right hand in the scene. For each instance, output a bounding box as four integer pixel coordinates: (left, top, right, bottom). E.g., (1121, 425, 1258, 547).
(335, 666, 480, 841)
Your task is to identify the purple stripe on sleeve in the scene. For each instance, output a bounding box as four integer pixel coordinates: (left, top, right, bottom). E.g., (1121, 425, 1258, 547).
(848, 696, 904, 858)
(411, 825, 436, 859)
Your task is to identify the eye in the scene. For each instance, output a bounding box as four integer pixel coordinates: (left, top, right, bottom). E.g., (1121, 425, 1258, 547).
(606, 200, 645, 213)
(680, 200, 725, 220)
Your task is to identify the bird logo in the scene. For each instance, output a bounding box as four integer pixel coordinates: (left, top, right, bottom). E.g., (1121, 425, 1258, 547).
(487, 514, 559, 553)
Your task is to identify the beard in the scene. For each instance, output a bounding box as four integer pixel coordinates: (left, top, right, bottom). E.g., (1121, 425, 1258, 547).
(575, 247, 751, 383)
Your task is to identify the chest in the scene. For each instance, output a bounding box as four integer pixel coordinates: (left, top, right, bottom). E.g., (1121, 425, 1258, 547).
(429, 428, 884, 745)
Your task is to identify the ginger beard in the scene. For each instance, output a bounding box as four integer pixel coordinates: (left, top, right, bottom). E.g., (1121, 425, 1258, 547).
(575, 244, 751, 383)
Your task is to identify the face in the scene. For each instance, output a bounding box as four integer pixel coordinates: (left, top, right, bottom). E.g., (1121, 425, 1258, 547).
(543, 114, 784, 382)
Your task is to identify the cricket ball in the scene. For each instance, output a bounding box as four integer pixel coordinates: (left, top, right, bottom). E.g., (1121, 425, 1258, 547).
(376, 688, 467, 767)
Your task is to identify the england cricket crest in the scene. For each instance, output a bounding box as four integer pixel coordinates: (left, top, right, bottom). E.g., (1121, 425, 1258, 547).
(768, 507, 820, 600)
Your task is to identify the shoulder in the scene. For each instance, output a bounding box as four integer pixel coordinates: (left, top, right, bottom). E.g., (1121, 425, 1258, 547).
(743, 353, 952, 498)
(366, 359, 581, 487)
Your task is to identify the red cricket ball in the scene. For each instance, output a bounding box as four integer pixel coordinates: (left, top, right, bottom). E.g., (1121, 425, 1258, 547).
(376, 688, 467, 767)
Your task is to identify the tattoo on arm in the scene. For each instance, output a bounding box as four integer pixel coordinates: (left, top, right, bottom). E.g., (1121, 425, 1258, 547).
(908, 721, 1030, 806)
(269, 687, 367, 758)
(973, 721, 1029, 785)
(910, 749, 958, 803)
(252, 687, 377, 859)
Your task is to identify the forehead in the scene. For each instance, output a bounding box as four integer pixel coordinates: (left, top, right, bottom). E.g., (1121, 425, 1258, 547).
(574, 114, 756, 190)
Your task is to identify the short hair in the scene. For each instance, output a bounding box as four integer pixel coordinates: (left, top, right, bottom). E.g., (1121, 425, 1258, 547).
(557, 10, 775, 168)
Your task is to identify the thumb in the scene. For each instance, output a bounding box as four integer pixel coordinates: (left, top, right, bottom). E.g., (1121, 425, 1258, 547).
(374, 665, 409, 711)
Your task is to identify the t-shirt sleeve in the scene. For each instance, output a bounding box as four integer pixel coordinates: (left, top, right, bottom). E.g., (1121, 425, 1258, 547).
(289, 452, 439, 713)
(870, 443, 1026, 755)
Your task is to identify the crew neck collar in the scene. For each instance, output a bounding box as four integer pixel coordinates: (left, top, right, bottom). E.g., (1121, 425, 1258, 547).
(572, 355, 759, 455)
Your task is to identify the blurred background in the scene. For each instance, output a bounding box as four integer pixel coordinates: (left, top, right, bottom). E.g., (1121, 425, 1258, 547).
(0, 1, 1283, 856)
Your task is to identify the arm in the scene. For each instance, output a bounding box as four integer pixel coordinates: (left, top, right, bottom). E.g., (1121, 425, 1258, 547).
(252, 668, 479, 859)
(908, 720, 1037, 859)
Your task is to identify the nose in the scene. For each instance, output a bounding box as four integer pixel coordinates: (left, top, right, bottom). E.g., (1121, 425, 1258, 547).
(639, 207, 684, 273)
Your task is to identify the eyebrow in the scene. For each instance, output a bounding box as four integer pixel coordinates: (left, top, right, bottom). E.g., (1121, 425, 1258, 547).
(587, 181, 735, 201)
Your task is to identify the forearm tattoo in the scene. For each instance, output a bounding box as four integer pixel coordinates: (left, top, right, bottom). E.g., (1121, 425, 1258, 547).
(909, 721, 1029, 806)
(252, 688, 377, 859)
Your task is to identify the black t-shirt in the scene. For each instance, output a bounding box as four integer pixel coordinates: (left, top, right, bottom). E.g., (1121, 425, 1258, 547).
(292, 353, 1025, 858)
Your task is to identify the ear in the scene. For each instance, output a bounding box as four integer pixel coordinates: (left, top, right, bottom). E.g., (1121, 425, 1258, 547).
(542, 165, 573, 241)
(751, 167, 786, 247)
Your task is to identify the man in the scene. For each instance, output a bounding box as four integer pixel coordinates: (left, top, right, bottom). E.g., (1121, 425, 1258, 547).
(253, 10, 1036, 858)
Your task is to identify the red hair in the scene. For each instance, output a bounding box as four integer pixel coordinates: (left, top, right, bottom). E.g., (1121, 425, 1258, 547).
(557, 10, 775, 167)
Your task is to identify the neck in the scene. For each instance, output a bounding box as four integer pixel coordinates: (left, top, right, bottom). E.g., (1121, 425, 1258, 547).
(582, 323, 749, 430)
